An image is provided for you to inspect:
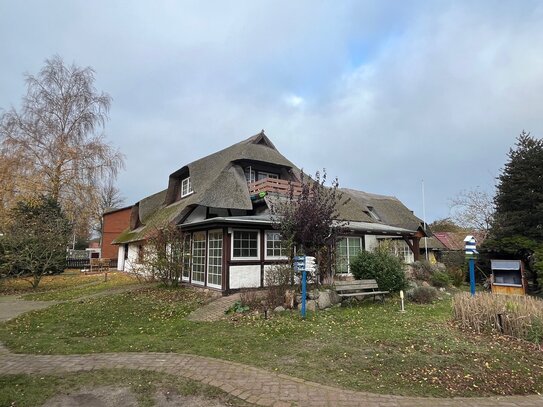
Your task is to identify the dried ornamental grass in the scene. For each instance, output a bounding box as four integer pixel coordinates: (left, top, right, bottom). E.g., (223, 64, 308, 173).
(452, 292, 543, 344)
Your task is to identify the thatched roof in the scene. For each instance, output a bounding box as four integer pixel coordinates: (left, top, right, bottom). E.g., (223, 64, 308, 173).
(113, 132, 425, 244)
(339, 188, 423, 231)
(114, 131, 299, 244)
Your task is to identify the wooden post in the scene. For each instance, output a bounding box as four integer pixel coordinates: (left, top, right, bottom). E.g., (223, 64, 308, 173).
(412, 237, 420, 261)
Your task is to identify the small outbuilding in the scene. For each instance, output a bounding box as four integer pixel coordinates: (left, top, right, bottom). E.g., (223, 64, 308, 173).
(490, 259, 526, 296)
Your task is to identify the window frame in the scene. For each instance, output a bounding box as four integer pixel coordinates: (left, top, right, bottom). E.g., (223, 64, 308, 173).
(206, 229, 223, 289)
(191, 231, 206, 285)
(181, 177, 193, 198)
(336, 236, 363, 275)
(231, 229, 260, 260)
(264, 230, 288, 260)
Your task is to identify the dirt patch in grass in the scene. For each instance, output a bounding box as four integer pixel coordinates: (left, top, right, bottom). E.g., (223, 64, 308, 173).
(42, 386, 237, 407)
(0, 369, 251, 407)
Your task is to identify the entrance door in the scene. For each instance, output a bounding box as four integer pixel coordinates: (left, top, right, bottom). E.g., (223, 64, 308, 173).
(191, 232, 206, 285)
(207, 230, 223, 289)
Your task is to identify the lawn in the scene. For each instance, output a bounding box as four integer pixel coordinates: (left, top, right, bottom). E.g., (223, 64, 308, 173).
(0, 269, 141, 300)
(0, 369, 252, 407)
(1, 286, 542, 397)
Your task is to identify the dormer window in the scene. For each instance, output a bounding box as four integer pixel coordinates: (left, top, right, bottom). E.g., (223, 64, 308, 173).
(367, 206, 381, 221)
(181, 177, 193, 197)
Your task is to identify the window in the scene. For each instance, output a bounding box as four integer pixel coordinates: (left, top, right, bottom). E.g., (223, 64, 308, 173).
(181, 177, 193, 197)
(245, 167, 279, 183)
(182, 235, 191, 281)
(265, 231, 287, 259)
(244, 167, 256, 183)
(366, 206, 381, 221)
(207, 230, 223, 288)
(379, 239, 414, 264)
(336, 237, 362, 274)
(257, 171, 279, 181)
(191, 232, 206, 284)
(232, 230, 259, 259)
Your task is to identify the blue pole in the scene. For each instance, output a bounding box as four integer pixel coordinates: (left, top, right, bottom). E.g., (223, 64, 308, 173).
(469, 258, 475, 297)
(301, 269, 307, 318)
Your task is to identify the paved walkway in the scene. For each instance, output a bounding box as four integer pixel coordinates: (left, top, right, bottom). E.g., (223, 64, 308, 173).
(1, 349, 542, 407)
(0, 284, 150, 322)
(0, 295, 57, 322)
(2, 289, 543, 406)
(186, 293, 241, 321)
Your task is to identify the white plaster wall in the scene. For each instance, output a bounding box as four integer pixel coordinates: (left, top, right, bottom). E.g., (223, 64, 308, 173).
(117, 246, 125, 271)
(124, 243, 140, 272)
(365, 235, 379, 252)
(230, 265, 261, 289)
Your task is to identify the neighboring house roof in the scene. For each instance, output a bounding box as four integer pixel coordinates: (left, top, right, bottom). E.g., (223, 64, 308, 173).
(433, 232, 464, 250)
(419, 236, 447, 250)
(433, 231, 486, 251)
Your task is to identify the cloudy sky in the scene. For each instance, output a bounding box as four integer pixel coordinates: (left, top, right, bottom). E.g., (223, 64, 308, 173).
(1, 1, 542, 222)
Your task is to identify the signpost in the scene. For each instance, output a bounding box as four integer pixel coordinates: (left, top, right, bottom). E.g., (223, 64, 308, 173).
(293, 255, 316, 318)
(464, 235, 478, 297)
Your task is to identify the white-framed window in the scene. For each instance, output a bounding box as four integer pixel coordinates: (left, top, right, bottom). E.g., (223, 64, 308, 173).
(191, 232, 206, 285)
(232, 230, 259, 260)
(336, 237, 363, 274)
(257, 171, 279, 181)
(207, 230, 223, 288)
(182, 234, 191, 281)
(392, 240, 414, 264)
(181, 177, 193, 197)
(265, 231, 287, 259)
(244, 167, 256, 183)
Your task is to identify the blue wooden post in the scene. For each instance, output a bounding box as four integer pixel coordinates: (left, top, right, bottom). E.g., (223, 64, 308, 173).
(469, 258, 475, 297)
(301, 269, 307, 318)
(464, 235, 478, 297)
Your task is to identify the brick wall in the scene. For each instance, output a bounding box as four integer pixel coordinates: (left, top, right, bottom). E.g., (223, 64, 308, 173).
(101, 207, 132, 259)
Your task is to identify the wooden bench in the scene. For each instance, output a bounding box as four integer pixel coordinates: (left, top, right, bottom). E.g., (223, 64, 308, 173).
(334, 279, 389, 302)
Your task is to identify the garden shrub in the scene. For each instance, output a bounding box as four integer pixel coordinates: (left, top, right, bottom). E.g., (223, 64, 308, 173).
(350, 247, 407, 292)
(447, 267, 465, 287)
(407, 286, 439, 304)
(264, 264, 293, 308)
(431, 271, 451, 288)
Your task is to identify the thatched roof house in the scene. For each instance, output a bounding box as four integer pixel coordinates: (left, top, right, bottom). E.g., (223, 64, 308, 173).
(113, 132, 426, 291)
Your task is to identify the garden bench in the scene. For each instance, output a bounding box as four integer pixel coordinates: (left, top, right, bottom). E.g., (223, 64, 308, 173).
(334, 279, 389, 302)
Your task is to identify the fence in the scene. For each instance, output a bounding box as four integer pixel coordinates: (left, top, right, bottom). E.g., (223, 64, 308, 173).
(66, 258, 118, 269)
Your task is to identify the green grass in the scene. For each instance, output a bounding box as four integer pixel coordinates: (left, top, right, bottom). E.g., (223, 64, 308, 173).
(21, 272, 141, 301)
(0, 369, 252, 407)
(1, 286, 543, 397)
(0, 269, 106, 295)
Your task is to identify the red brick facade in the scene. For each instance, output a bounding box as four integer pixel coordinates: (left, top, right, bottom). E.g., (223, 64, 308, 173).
(101, 207, 132, 259)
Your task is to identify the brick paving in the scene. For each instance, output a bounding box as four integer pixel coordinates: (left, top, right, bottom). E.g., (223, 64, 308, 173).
(186, 293, 241, 321)
(2, 291, 543, 406)
(1, 349, 542, 407)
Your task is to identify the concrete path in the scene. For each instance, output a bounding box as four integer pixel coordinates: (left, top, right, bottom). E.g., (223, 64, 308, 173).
(1, 349, 542, 407)
(0, 295, 57, 322)
(0, 284, 151, 323)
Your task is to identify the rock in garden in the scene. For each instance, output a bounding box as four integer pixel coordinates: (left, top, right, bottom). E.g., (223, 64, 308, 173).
(274, 306, 285, 312)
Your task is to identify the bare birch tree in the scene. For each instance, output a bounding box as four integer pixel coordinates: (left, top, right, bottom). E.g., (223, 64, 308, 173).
(0, 55, 124, 239)
(449, 187, 495, 239)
